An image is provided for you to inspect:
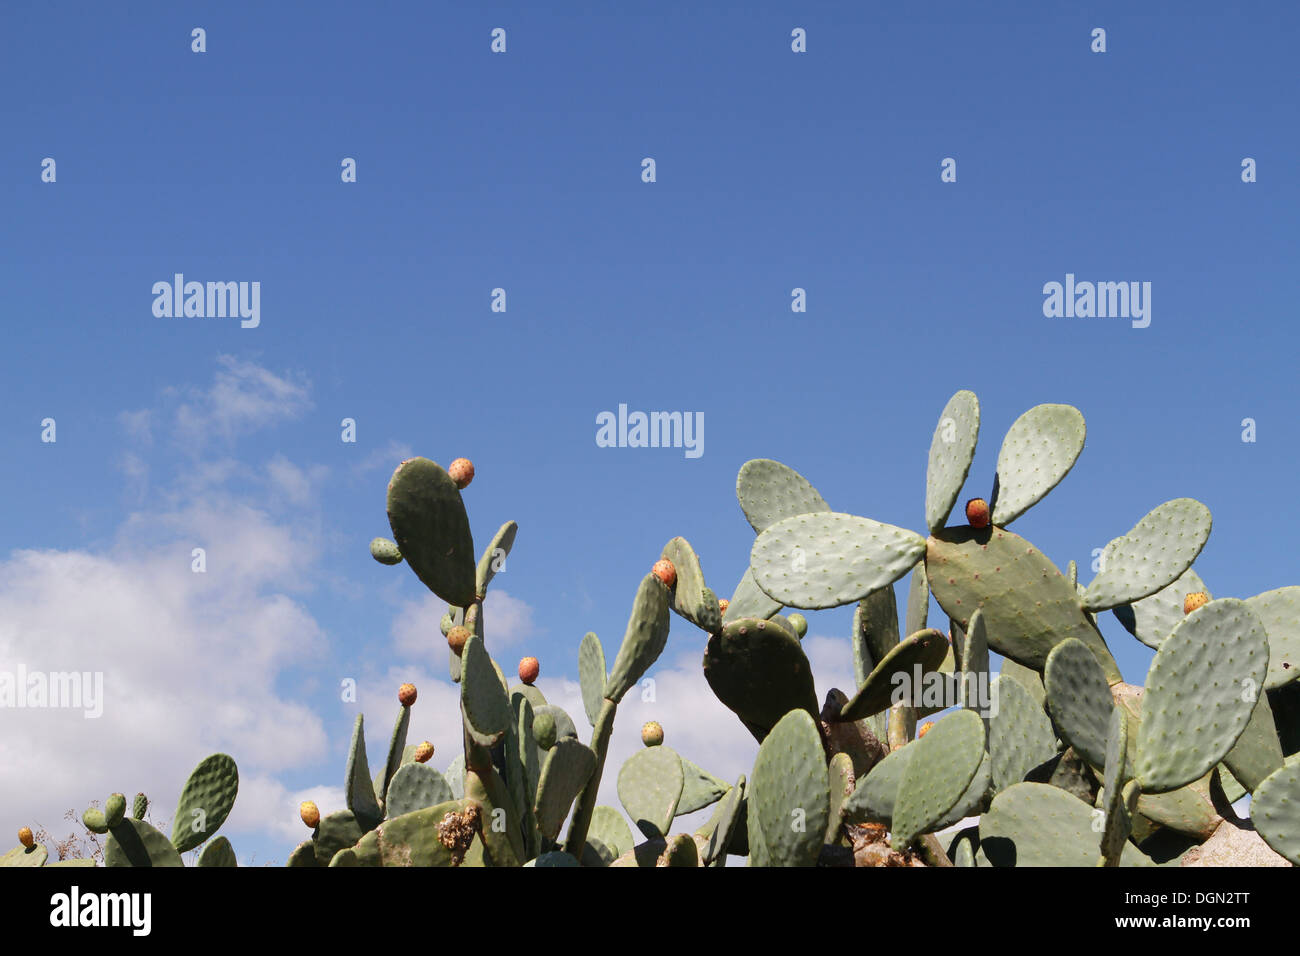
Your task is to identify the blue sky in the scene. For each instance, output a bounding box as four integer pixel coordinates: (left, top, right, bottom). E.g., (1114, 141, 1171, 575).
(1, 2, 1296, 864)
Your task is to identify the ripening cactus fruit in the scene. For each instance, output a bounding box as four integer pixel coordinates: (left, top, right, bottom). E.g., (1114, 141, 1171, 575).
(965, 498, 990, 529)
(652, 559, 677, 589)
(718, 598, 729, 616)
(518, 657, 539, 685)
(641, 721, 664, 747)
(414, 741, 434, 763)
(447, 625, 471, 655)
(104, 793, 126, 828)
(917, 721, 935, 739)
(398, 683, 418, 707)
(448, 458, 475, 490)
(1183, 591, 1209, 615)
(300, 801, 321, 829)
(369, 536, 403, 565)
(534, 711, 558, 750)
(17, 827, 34, 848)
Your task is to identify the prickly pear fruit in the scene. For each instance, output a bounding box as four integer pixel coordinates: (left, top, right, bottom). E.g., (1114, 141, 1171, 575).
(652, 559, 677, 589)
(414, 741, 434, 763)
(518, 657, 539, 685)
(965, 498, 990, 529)
(447, 625, 471, 655)
(370, 537, 403, 565)
(534, 711, 558, 750)
(917, 721, 935, 739)
(718, 598, 729, 616)
(1183, 592, 1209, 615)
(82, 809, 108, 834)
(132, 793, 148, 819)
(448, 458, 475, 490)
(641, 721, 664, 747)
(18, 827, 33, 848)
(300, 801, 320, 829)
(398, 683, 417, 707)
(104, 793, 126, 828)
(787, 613, 808, 638)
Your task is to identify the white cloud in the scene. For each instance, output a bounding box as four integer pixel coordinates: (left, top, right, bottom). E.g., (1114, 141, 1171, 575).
(171, 354, 311, 446)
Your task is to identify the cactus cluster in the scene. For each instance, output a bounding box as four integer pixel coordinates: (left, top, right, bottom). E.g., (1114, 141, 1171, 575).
(8, 392, 1299, 867)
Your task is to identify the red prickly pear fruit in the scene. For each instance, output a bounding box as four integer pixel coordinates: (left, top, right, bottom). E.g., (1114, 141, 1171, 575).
(518, 657, 539, 685)
(917, 722, 935, 739)
(18, 827, 34, 848)
(641, 721, 664, 747)
(300, 801, 320, 829)
(448, 458, 475, 489)
(652, 559, 677, 589)
(1183, 592, 1209, 615)
(718, 598, 729, 617)
(447, 625, 471, 655)
(398, 683, 417, 707)
(965, 498, 990, 529)
(414, 741, 435, 763)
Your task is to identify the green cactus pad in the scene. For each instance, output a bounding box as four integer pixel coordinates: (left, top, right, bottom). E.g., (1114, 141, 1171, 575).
(723, 566, 782, 624)
(583, 805, 635, 866)
(363, 800, 466, 867)
(927, 526, 1122, 682)
(313, 810, 364, 867)
(825, 753, 855, 844)
(749, 709, 831, 867)
(1098, 707, 1132, 865)
(534, 738, 598, 841)
(604, 572, 672, 703)
(386, 457, 476, 606)
(443, 754, 466, 799)
(703, 617, 819, 742)
(45, 858, 96, 867)
(460, 634, 511, 746)
(658, 833, 700, 867)
(170, 753, 239, 853)
(104, 793, 126, 828)
(578, 631, 607, 727)
(990, 404, 1086, 526)
(736, 458, 831, 533)
(905, 561, 929, 635)
(1000, 658, 1047, 708)
(949, 826, 980, 867)
(701, 776, 747, 865)
(988, 675, 1058, 793)
(1251, 762, 1300, 865)
(852, 585, 900, 688)
(528, 851, 582, 867)
(509, 695, 541, 856)
(981, 783, 1153, 867)
(475, 520, 517, 597)
(676, 757, 731, 815)
(1246, 587, 1300, 690)
(1136, 598, 1270, 793)
(1044, 639, 1115, 769)
(342, 716, 383, 831)
(933, 752, 993, 831)
(465, 767, 526, 866)
(924, 390, 980, 533)
(385, 762, 456, 819)
(839, 628, 950, 721)
(1113, 568, 1210, 650)
(328, 848, 361, 866)
(82, 808, 109, 834)
(0, 844, 47, 867)
(106, 818, 184, 867)
(379, 704, 411, 808)
(751, 512, 928, 610)
(286, 840, 319, 867)
(615, 745, 683, 841)
(1098, 779, 1143, 867)
(662, 536, 721, 632)
(958, 608, 991, 712)
(843, 746, 912, 825)
(533, 703, 578, 744)
(893, 710, 986, 847)
(132, 793, 148, 820)
(1080, 499, 1213, 612)
(1223, 692, 1284, 793)
(196, 836, 237, 867)
(611, 834, 710, 868)
(369, 536, 403, 565)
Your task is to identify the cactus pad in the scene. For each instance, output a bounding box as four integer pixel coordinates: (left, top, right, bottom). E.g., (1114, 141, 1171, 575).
(386, 457, 476, 606)
(170, 753, 239, 853)
(618, 745, 684, 839)
(736, 458, 830, 533)
(604, 572, 672, 703)
(1044, 638, 1115, 769)
(893, 709, 986, 847)
(990, 404, 1086, 527)
(925, 389, 981, 534)
(749, 709, 830, 866)
(703, 616, 819, 741)
(1081, 499, 1213, 612)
